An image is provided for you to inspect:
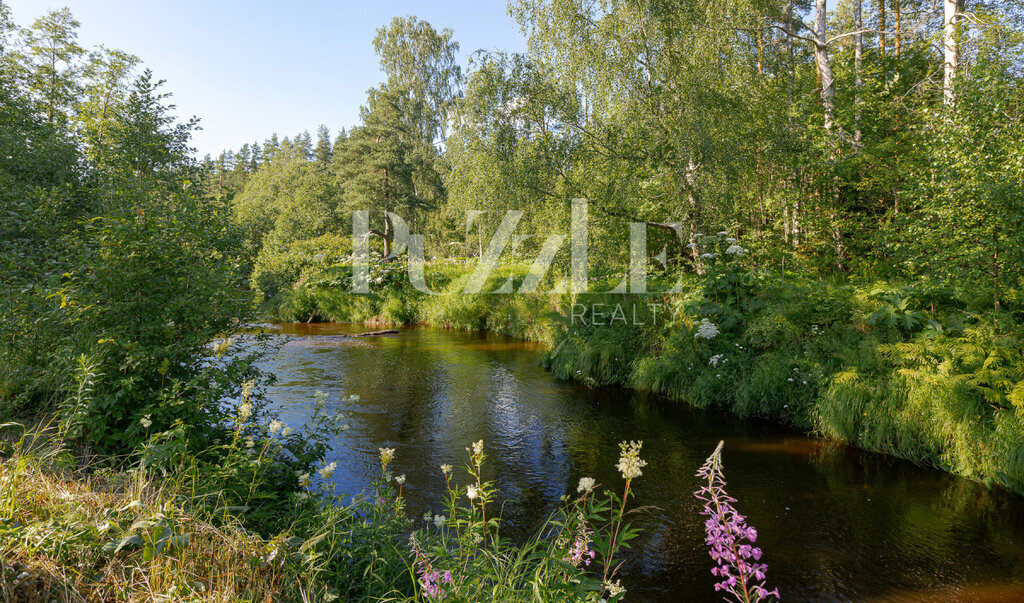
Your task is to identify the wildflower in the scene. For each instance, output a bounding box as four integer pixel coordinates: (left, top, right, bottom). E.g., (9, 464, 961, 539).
(238, 401, 253, 423)
(423, 510, 433, 521)
(709, 354, 726, 367)
(268, 419, 284, 434)
(725, 244, 747, 256)
(409, 534, 454, 600)
(604, 580, 626, 597)
(700, 252, 719, 259)
(466, 485, 479, 500)
(695, 318, 720, 340)
(213, 337, 234, 358)
(616, 440, 647, 481)
(695, 441, 779, 601)
(565, 513, 597, 567)
(140, 414, 152, 428)
(379, 447, 396, 467)
(433, 514, 446, 528)
(577, 477, 596, 493)
(241, 380, 255, 398)
(319, 461, 337, 480)
(281, 426, 294, 437)
(395, 474, 406, 486)
(440, 464, 452, 476)
(717, 231, 729, 236)
(244, 436, 255, 448)
(297, 472, 311, 488)
(471, 440, 484, 456)
(726, 237, 738, 244)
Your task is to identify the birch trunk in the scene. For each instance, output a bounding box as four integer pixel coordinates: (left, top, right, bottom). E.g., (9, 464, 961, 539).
(854, 0, 863, 142)
(943, 0, 963, 107)
(814, 0, 835, 132)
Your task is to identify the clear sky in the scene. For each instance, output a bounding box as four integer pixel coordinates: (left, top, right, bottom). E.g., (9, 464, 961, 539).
(5, 0, 527, 158)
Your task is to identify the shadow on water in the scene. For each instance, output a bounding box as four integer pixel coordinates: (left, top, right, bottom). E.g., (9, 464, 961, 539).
(260, 324, 1024, 602)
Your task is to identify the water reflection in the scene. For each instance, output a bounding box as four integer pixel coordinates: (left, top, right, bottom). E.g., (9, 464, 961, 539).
(260, 324, 1024, 601)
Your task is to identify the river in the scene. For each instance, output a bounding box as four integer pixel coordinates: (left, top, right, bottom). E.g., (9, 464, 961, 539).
(259, 323, 1024, 601)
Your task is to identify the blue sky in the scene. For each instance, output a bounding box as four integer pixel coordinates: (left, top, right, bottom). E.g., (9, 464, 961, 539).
(5, 0, 527, 157)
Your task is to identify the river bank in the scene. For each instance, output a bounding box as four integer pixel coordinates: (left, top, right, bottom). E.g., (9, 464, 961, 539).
(264, 261, 1024, 496)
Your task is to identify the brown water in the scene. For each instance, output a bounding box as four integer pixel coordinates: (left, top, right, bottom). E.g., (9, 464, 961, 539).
(260, 323, 1024, 601)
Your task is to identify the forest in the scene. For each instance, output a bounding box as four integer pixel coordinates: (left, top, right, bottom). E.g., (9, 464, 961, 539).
(2, 0, 1024, 601)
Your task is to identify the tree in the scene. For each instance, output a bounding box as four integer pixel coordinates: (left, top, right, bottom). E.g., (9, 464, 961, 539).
(315, 124, 333, 164)
(336, 85, 434, 258)
(373, 15, 463, 144)
(22, 8, 84, 126)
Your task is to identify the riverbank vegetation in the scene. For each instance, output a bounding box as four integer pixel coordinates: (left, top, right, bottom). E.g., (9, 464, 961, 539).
(0, 6, 641, 601)
(2, 0, 1024, 600)
(226, 2, 1024, 495)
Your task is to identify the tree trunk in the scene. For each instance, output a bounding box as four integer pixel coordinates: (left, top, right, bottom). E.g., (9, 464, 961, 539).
(943, 0, 963, 107)
(814, 0, 836, 132)
(786, 0, 795, 102)
(878, 0, 886, 56)
(894, 0, 902, 57)
(854, 0, 863, 142)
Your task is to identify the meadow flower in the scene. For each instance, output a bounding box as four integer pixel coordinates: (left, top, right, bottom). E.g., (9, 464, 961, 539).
(471, 440, 484, 456)
(700, 252, 719, 259)
(409, 534, 454, 600)
(281, 426, 293, 436)
(725, 244, 747, 256)
(213, 337, 234, 358)
(433, 514, 446, 528)
(695, 441, 779, 601)
(244, 436, 255, 448)
(395, 474, 406, 486)
(604, 580, 626, 597)
(297, 472, 311, 488)
(577, 477, 596, 493)
(440, 464, 452, 475)
(616, 440, 647, 480)
(241, 380, 255, 398)
(695, 318, 720, 340)
(709, 354, 726, 367)
(319, 461, 337, 480)
(717, 230, 729, 236)
(238, 401, 253, 423)
(379, 447, 396, 467)
(268, 419, 284, 434)
(139, 414, 152, 428)
(466, 485, 479, 500)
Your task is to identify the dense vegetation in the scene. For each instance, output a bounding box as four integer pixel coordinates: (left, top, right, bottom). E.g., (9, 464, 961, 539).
(218, 2, 1024, 493)
(2, 0, 1024, 601)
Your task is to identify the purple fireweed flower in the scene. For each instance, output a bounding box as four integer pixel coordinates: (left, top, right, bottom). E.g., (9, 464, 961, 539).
(695, 441, 780, 602)
(564, 512, 597, 567)
(409, 534, 454, 600)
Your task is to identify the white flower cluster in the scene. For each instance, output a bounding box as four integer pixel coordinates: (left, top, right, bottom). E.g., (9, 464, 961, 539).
(708, 354, 726, 367)
(319, 461, 337, 479)
(616, 440, 647, 480)
(725, 244, 747, 256)
(694, 318, 720, 340)
(577, 477, 596, 493)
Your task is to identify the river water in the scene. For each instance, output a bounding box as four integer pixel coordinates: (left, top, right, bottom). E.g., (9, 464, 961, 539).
(259, 323, 1024, 601)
